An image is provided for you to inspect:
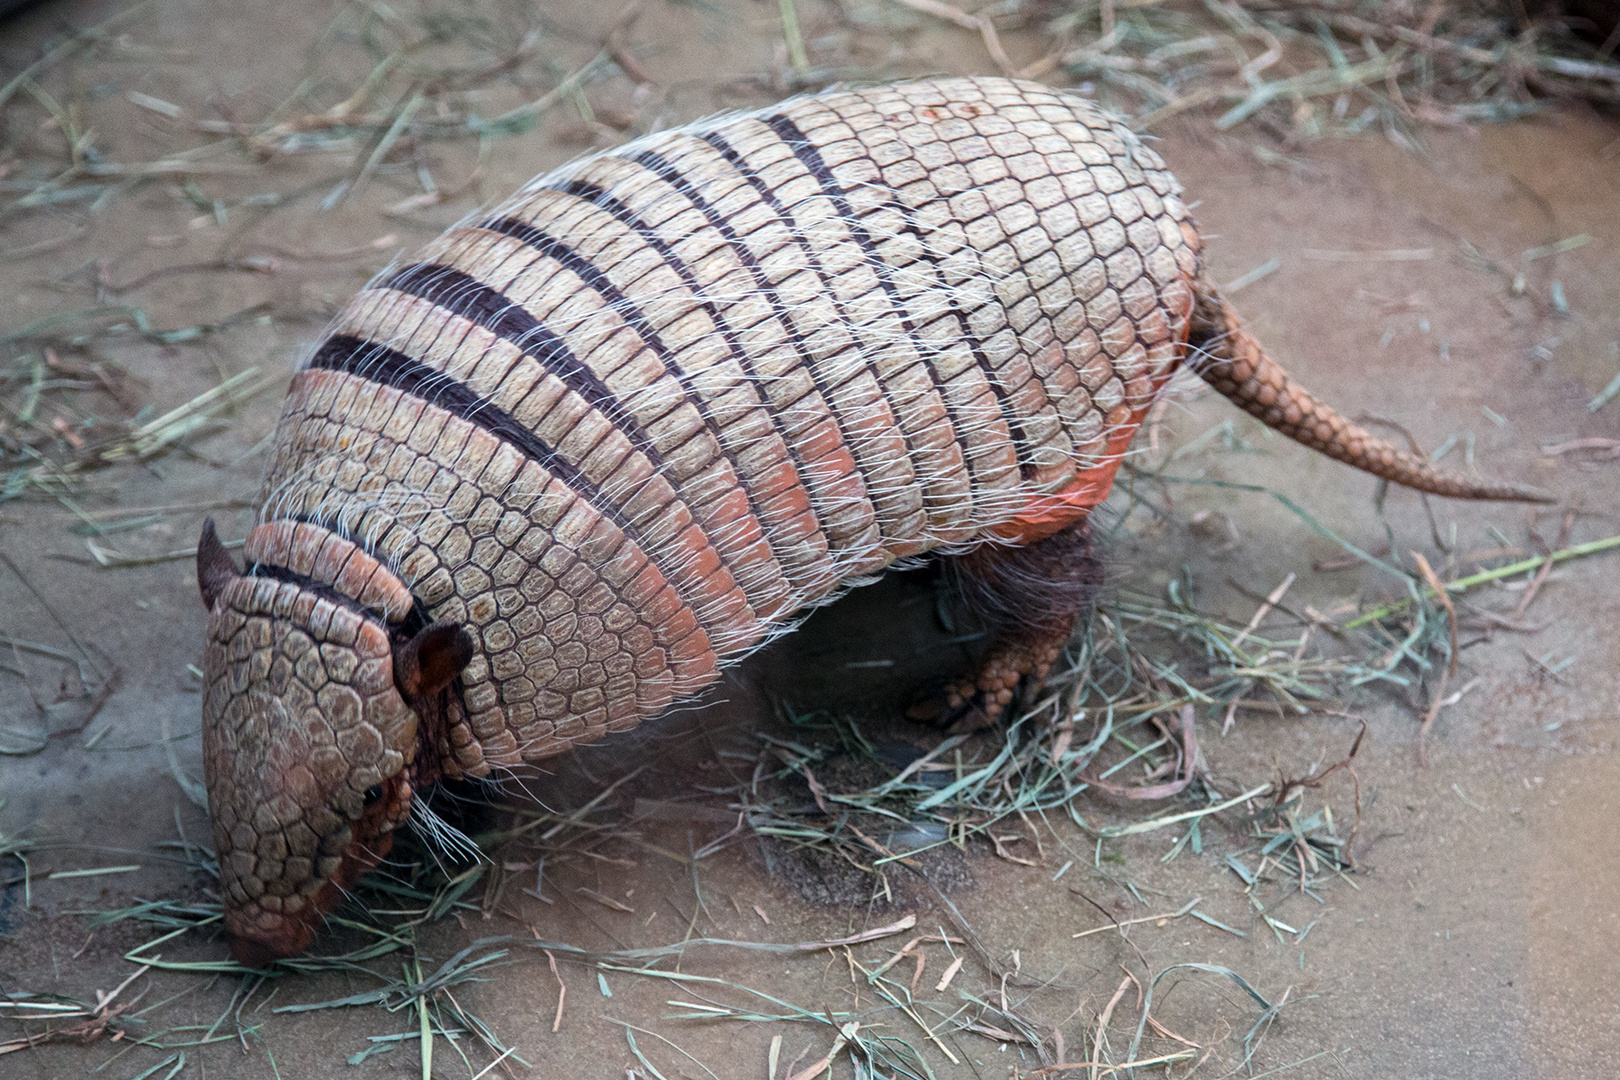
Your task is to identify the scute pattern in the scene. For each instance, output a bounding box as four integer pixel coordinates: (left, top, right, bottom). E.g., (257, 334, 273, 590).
(204, 75, 1551, 960)
(251, 76, 1197, 766)
(202, 572, 414, 943)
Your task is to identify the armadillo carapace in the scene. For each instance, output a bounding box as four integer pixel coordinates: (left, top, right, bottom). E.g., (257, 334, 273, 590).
(195, 76, 1546, 962)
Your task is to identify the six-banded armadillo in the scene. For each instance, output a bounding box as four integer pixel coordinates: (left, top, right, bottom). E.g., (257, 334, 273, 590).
(194, 76, 1548, 963)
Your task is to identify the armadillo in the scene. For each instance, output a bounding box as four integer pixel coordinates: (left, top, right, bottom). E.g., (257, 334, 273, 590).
(194, 76, 1548, 963)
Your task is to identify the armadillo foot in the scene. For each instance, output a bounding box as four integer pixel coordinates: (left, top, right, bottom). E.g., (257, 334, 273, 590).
(916, 621, 1076, 732)
(909, 521, 1101, 731)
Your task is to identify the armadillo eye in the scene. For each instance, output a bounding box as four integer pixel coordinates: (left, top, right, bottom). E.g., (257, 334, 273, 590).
(363, 785, 384, 807)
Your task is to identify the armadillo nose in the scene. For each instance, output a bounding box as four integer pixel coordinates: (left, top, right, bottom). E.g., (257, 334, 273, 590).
(225, 910, 315, 966)
(228, 932, 288, 968)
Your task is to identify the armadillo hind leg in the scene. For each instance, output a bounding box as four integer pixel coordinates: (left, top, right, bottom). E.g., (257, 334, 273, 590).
(911, 521, 1102, 732)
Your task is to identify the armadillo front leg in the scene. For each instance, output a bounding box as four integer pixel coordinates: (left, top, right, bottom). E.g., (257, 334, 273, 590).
(917, 522, 1102, 732)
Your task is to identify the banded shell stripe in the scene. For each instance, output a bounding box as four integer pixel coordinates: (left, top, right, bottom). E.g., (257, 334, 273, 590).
(701, 119, 1043, 536)
(323, 281, 754, 633)
(384, 264, 656, 464)
(247, 562, 391, 626)
(527, 174, 886, 561)
(313, 294, 763, 660)
(595, 143, 935, 556)
(307, 331, 700, 575)
(760, 111, 1077, 488)
(476, 213, 831, 607)
(261, 367, 703, 768)
(543, 176, 899, 567)
(701, 126, 1038, 500)
(353, 262, 768, 652)
(655, 135, 976, 538)
(308, 334, 609, 503)
(557, 148, 868, 550)
(761, 111, 1077, 491)
(621, 145, 973, 535)
(782, 131, 1038, 487)
(869, 193, 1041, 489)
(244, 519, 418, 623)
(301, 332, 734, 671)
(390, 236, 793, 614)
(391, 242, 792, 587)
(625, 141, 992, 542)
(801, 96, 1094, 479)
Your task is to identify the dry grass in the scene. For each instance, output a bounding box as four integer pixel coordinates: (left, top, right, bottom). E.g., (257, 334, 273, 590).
(1034, 0, 1620, 132)
(9, 418, 1614, 1071)
(21, 466, 1599, 1074)
(1, 1, 1615, 229)
(2, 1, 1615, 1076)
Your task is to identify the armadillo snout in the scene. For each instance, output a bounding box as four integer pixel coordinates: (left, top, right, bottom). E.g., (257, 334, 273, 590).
(201, 568, 420, 961)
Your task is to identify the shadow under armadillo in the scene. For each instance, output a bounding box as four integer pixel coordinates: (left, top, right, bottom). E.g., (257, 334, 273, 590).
(381, 565, 983, 918)
(366, 530, 1112, 920)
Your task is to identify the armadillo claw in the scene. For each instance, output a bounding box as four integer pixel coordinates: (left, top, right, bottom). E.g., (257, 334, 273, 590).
(910, 616, 1076, 733)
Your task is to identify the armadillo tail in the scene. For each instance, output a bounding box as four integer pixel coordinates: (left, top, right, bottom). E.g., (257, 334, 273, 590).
(1186, 277, 1554, 504)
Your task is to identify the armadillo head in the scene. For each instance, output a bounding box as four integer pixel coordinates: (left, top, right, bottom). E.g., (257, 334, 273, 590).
(195, 519, 471, 964)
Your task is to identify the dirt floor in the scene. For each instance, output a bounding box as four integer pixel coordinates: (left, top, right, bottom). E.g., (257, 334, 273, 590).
(2, 1, 1618, 1077)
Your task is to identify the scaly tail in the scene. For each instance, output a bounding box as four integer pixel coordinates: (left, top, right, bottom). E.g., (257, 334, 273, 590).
(1187, 276, 1554, 503)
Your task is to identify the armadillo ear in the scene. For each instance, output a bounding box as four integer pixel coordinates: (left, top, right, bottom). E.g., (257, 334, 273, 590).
(394, 621, 474, 699)
(197, 517, 240, 611)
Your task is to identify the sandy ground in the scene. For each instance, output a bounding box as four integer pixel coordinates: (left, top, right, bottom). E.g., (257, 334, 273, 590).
(2, 1, 1618, 1077)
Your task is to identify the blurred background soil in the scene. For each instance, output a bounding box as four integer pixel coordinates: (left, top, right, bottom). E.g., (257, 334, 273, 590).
(1, 1, 1617, 1077)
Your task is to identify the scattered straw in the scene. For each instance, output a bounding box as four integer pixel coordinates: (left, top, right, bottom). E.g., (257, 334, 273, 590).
(1343, 534, 1620, 628)
(1411, 551, 1456, 767)
(1072, 897, 1202, 940)
(544, 949, 566, 1032)
(5, 3, 1605, 1075)
(894, 0, 1018, 74)
(1042, 0, 1620, 135)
